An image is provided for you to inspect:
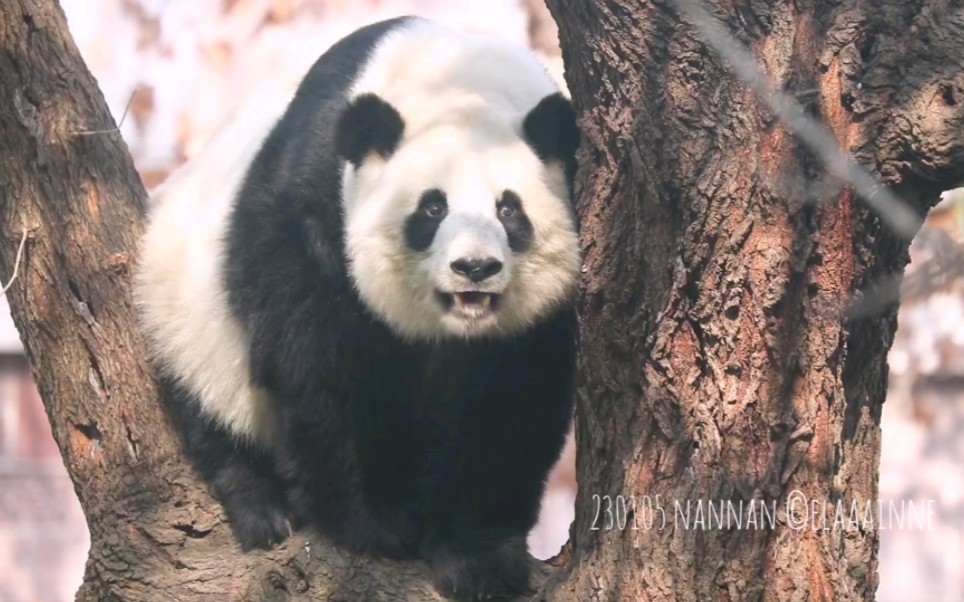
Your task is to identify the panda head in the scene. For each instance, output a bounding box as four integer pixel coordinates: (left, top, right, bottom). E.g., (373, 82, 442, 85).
(336, 91, 580, 341)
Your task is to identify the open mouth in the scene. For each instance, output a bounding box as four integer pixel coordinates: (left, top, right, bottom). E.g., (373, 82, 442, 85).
(436, 291, 501, 319)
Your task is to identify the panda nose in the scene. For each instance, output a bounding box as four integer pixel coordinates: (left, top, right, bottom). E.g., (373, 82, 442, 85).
(450, 257, 503, 282)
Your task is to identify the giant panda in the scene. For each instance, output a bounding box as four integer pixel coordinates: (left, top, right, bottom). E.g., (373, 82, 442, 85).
(135, 16, 580, 601)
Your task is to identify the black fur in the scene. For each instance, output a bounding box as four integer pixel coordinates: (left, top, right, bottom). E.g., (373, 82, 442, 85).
(177, 17, 575, 601)
(404, 189, 448, 252)
(497, 190, 534, 253)
(522, 92, 579, 182)
(335, 93, 405, 165)
(158, 374, 289, 551)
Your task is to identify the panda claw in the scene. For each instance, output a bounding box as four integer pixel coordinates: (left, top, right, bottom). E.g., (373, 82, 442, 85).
(233, 506, 291, 551)
(428, 538, 531, 601)
(226, 497, 290, 551)
(213, 464, 291, 552)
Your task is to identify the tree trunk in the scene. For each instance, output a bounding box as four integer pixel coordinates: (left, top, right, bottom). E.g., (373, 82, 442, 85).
(541, 0, 963, 601)
(1, 0, 962, 601)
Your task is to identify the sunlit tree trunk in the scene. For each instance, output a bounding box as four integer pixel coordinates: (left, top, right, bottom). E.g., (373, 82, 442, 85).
(1, 0, 962, 600)
(542, 0, 963, 600)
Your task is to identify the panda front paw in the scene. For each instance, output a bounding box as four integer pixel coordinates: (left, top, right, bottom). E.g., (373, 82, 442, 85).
(228, 499, 290, 552)
(340, 503, 419, 559)
(213, 465, 290, 551)
(286, 484, 417, 559)
(428, 537, 531, 601)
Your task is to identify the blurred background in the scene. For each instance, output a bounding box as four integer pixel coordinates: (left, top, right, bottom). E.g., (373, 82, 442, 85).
(0, 1, 961, 600)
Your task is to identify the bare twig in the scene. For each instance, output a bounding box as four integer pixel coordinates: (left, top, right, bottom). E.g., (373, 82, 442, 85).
(0, 228, 29, 297)
(73, 87, 138, 137)
(671, 0, 923, 240)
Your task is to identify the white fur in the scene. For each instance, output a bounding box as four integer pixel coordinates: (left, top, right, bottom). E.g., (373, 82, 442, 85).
(344, 19, 580, 341)
(135, 19, 580, 441)
(135, 79, 299, 443)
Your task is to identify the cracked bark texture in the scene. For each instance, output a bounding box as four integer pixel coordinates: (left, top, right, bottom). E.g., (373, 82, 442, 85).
(2, 0, 963, 600)
(541, 0, 963, 601)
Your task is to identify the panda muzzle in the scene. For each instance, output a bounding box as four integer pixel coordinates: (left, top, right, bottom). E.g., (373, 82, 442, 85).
(438, 291, 501, 317)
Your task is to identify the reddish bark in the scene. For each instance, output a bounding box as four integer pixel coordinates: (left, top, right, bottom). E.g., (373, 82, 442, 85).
(543, 1, 963, 600)
(1, 0, 962, 600)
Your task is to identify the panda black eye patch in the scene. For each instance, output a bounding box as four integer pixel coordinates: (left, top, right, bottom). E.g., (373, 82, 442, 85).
(498, 190, 533, 253)
(404, 189, 448, 252)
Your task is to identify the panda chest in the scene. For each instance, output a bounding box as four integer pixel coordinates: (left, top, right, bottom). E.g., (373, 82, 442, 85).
(397, 343, 515, 431)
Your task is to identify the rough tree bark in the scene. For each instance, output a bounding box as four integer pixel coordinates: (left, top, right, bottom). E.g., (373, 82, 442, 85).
(542, 1, 964, 601)
(1, 0, 962, 601)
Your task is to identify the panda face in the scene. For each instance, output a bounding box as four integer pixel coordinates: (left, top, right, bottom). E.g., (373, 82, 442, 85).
(340, 105, 580, 341)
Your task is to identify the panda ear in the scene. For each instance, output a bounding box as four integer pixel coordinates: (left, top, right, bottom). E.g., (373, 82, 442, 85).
(335, 93, 405, 165)
(522, 93, 579, 168)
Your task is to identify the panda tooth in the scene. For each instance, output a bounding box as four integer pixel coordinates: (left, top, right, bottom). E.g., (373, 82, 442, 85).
(450, 293, 493, 317)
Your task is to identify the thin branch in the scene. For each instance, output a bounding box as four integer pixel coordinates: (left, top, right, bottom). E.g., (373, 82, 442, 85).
(671, 0, 923, 240)
(0, 228, 28, 298)
(72, 87, 138, 137)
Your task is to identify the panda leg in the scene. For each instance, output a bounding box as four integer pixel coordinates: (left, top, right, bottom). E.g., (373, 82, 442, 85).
(275, 405, 419, 559)
(416, 433, 550, 600)
(159, 376, 289, 551)
(208, 445, 290, 551)
(423, 532, 531, 601)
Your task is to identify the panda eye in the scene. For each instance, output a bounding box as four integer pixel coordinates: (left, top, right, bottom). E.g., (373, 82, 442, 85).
(498, 204, 517, 219)
(423, 201, 446, 219)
